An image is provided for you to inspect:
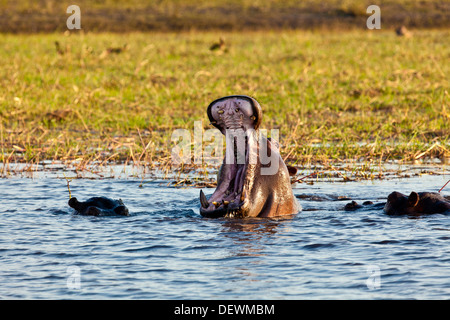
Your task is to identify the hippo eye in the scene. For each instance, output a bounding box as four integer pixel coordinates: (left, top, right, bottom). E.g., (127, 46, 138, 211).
(217, 109, 224, 114)
(250, 115, 256, 120)
(235, 108, 239, 112)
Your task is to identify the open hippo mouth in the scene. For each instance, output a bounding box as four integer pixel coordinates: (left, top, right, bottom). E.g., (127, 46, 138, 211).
(199, 95, 262, 218)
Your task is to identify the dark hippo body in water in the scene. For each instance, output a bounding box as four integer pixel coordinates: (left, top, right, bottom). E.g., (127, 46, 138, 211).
(344, 191, 450, 215)
(344, 200, 384, 211)
(384, 191, 450, 216)
(68, 197, 129, 216)
(199, 95, 300, 218)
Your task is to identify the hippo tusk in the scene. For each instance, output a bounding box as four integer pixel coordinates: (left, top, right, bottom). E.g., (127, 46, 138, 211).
(200, 190, 209, 208)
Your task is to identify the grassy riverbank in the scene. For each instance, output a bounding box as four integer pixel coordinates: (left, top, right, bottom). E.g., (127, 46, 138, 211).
(0, 29, 449, 177)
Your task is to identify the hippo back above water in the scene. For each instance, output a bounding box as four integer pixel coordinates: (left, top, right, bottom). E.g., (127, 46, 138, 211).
(384, 191, 450, 216)
(68, 197, 129, 216)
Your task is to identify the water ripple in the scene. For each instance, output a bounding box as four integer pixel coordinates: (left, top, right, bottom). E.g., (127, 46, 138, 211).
(0, 176, 449, 299)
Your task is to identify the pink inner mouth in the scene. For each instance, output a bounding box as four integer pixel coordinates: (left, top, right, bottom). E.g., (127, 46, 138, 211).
(201, 137, 248, 213)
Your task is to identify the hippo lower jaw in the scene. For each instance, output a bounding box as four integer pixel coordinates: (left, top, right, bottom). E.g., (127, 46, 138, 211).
(199, 169, 250, 218)
(199, 135, 251, 219)
(199, 195, 248, 218)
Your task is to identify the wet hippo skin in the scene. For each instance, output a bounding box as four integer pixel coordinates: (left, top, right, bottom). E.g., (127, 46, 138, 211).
(199, 95, 300, 218)
(344, 200, 386, 211)
(68, 197, 129, 216)
(384, 191, 450, 215)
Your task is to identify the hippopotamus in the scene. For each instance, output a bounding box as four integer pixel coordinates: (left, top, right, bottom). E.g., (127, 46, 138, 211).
(199, 95, 300, 218)
(344, 200, 381, 211)
(384, 191, 450, 215)
(68, 197, 129, 216)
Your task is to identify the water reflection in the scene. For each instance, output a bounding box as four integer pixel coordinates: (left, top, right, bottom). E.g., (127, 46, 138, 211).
(2, 176, 449, 299)
(213, 217, 295, 292)
(218, 217, 294, 257)
(221, 218, 283, 235)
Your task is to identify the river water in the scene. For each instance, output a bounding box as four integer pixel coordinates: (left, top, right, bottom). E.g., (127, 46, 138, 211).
(0, 171, 449, 299)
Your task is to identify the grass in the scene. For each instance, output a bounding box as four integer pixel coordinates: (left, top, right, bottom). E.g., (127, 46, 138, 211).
(0, 29, 449, 179)
(0, 0, 449, 33)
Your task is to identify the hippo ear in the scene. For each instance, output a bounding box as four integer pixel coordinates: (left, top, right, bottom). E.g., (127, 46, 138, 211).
(408, 192, 420, 207)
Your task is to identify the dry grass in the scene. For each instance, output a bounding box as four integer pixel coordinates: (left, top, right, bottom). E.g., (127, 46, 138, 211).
(0, 0, 449, 33)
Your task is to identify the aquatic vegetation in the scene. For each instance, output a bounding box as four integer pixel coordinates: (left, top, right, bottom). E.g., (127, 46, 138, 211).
(0, 30, 448, 180)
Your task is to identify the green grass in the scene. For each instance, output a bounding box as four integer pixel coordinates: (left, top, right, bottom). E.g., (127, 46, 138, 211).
(0, 29, 449, 174)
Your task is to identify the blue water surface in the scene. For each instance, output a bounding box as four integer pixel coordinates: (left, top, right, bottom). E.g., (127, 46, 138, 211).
(0, 174, 449, 299)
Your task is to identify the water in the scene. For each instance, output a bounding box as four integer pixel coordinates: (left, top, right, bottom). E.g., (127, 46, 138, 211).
(0, 174, 449, 299)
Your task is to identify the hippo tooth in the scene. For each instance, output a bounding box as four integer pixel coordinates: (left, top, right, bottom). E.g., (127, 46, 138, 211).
(200, 190, 209, 208)
(240, 191, 246, 202)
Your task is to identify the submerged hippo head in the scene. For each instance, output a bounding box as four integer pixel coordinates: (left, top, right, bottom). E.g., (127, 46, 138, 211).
(384, 191, 450, 215)
(199, 95, 300, 218)
(68, 197, 129, 216)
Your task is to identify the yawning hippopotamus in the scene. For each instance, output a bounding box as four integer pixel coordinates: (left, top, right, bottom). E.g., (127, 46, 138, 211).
(199, 95, 300, 218)
(68, 197, 129, 216)
(384, 191, 450, 215)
